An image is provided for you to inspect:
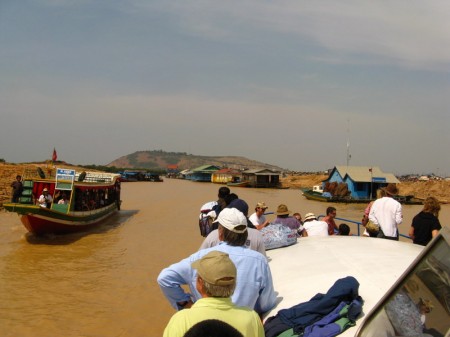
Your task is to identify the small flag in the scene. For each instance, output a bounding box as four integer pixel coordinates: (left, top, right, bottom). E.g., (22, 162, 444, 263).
(52, 148, 57, 161)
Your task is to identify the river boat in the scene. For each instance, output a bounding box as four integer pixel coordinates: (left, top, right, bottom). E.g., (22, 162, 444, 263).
(302, 188, 423, 205)
(3, 168, 121, 235)
(264, 226, 450, 336)
(226, 180, 250, 187)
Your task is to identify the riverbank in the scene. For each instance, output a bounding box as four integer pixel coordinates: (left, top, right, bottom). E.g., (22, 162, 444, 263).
(1, 163, 449, 207)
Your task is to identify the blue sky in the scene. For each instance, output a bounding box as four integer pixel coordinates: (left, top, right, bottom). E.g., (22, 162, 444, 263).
(1, 1, 449, 175)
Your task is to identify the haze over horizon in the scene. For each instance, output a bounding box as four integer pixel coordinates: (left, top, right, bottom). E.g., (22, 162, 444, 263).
(1, 1, 449, 176)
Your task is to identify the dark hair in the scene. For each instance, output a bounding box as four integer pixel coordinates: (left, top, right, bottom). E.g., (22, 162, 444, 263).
(220, 225, 248, 247)
(184, 319, 243, 337)
(338, 223, 350, 236)
(326, 206, 336, 215)
(227, 199, 249, 216)
(224, 193, 238, 206)
(218, 187, 231, 199)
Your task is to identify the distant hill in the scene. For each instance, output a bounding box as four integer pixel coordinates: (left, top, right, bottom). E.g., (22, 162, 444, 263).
(107, 150, 285, 171)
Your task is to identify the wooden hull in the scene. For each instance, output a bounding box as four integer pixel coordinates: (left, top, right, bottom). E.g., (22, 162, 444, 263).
(302, 189, 423, 205)
(5, 203, 119, 235)
(226, 181, 250, 187)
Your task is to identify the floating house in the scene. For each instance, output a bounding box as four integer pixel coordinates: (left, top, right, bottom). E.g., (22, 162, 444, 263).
(186, 165, 221, 182)
(242, 168, 281, 188)
(166, 164, 179, 178)
(321, 166, 400, 200)
(211, 168, 242, 184)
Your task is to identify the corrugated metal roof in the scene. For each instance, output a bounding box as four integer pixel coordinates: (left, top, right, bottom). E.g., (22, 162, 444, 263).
(333, 166, 399, 183)
(243, 168, 280, 175)
(192, 165, 220, 172)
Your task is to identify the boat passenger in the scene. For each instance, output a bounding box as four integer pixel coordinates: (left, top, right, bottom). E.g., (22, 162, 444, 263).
(58, 193, 69, 204)
(293, 212, 303, 225)
(272, 204, 307, 237)
(368, 183, 402, 241)
(249, 202, 270, 230)
(158, 208, 277, 316)
(183, 320, 243, 337)
(302, 213, 329, 236)
(10, 175, 23, 203)
(200, 198, 266, 256)
(38, 188, 53, 208)
(162, 251, 264, 337)
(409, 196, 442, 246)
(338, 223, 350, 236)
(322, 206, 338, 235)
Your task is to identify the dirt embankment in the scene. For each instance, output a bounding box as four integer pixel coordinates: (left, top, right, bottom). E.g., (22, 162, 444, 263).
(1, 164, 449, 207)
(279, 174, 450, 204)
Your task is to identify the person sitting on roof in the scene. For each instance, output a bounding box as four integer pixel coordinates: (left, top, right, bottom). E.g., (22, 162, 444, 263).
(272, 204, 307, 237)
(302, 213, 329, 236)
(249, 202, 271, 230)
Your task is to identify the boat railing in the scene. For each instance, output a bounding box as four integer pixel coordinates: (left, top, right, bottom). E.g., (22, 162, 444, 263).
(318, 215, 411, 240)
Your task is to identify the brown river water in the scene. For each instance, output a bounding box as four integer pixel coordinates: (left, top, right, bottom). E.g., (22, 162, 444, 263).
(1, 179, 449, 337)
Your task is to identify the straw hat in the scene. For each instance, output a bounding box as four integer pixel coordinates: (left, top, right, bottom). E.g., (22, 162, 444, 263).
(276, 204, 290, 216)
(382, 183, 399, 196)
(304, 213, 317, 221)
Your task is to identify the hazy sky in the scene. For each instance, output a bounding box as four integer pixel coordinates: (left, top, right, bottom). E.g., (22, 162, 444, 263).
(1, 1, 449, 175)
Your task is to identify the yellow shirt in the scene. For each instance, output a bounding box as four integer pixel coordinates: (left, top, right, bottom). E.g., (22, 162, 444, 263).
(163, 297, 264, 337)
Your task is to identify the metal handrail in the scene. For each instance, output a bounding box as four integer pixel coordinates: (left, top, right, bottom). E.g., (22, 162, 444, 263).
(318, 215, 411, 240)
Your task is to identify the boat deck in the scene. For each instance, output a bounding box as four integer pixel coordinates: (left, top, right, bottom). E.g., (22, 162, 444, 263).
(264, 236, 423, 335)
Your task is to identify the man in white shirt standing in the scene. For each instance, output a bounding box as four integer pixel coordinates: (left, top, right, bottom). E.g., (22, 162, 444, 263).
(368, 183, 402, 240)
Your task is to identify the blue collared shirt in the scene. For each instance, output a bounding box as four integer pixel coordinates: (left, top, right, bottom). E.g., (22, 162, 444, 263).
(157, 243, 277, 314)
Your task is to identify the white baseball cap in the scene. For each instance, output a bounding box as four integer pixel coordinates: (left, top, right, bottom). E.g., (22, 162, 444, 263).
(213, 208, 247, 233)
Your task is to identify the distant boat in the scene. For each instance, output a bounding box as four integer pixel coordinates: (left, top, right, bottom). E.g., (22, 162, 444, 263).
(3, 168, 121, 235)
(227, 180, 250, 187)
(302, 188, 423, 205)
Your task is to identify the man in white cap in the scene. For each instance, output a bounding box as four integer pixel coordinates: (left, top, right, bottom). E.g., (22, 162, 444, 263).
(302, 213, 329, 236)
(163, 251, 264, 337)
(38, 188, 53, 208)
(199, 199, 267, 256)
(158, 208, 276, 316)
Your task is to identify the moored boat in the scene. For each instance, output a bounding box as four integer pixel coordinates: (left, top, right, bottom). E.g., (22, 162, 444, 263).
(3, 168, 121, 235)
(226, 180, 250, 187)
(302, 188, 423, 205)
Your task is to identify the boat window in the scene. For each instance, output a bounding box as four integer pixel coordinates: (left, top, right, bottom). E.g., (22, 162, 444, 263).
(356, 227, 450, 337)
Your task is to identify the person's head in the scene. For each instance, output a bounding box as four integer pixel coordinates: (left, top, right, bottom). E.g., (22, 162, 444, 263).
(183, 319, 243, 337)
(276, 204, 290, 218)
(303, 213, 317, 222)
(417, 298, 433, 314)
(213, 208, 248, 246)
(218, 187, 230, 199)
(255, 202, 268, 215)
(326, 206, 337, 218)
(422, 196, 441, 217)
(382, 183, 399, 197)
(224, 193, 238, 206)
(338, 223, 350, 236)
(42, 188, 49, 194)
(192, 251, 237, 298)
(293, 212, 302, 223)
(227, 199, 249, 216)
(16, 175, 21, 181)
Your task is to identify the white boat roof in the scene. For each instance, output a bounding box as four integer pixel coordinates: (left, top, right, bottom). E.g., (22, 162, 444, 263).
(264, 236, 424, 336)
